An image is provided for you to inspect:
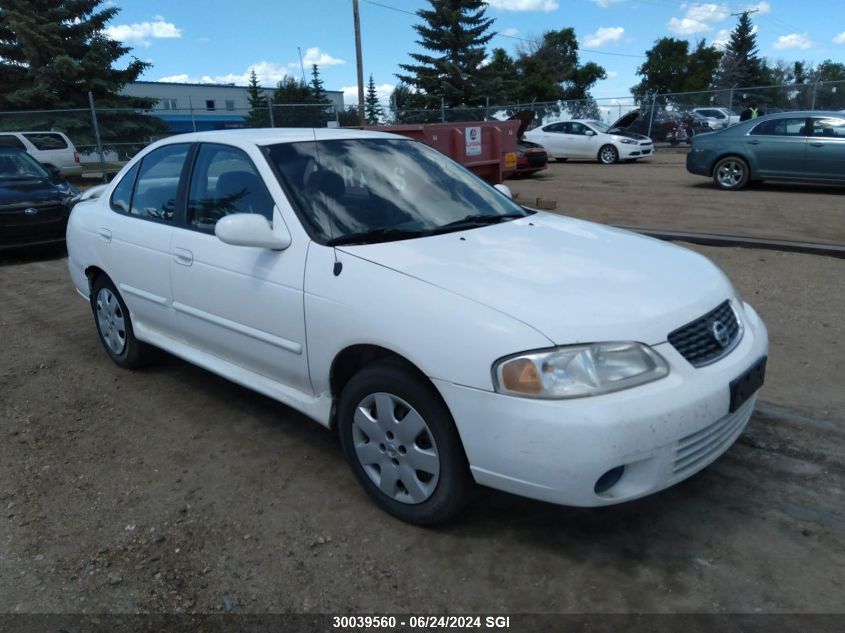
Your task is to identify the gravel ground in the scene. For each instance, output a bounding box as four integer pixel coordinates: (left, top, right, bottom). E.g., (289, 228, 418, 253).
(1, 206, 844, 617)
(508, 151, 845, 245)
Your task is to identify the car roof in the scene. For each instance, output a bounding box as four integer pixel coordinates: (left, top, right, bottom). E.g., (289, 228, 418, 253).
(0, 146, 28, 154)
(0, 130, 70, 135)
(152, 127, 407, 148)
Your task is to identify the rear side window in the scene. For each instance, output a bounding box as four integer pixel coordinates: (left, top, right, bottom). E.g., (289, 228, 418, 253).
(811, 117, 845, 138)
(23, 133, 69, 150)
(0, 135, 26, 150)
(130, 144, 190, 221)
(110, 163, 140, 214)
(750, 118, 808, 136)
(187, 143, 274, 230)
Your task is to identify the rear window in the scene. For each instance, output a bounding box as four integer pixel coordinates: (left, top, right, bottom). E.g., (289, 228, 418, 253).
(23, 133, 69, 150)
(0, 135, 26, 150)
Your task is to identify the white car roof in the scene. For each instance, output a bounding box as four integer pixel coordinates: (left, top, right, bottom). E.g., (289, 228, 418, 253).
(154, 127, 406, 148)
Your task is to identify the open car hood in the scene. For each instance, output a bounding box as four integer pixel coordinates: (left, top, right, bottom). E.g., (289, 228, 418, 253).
(508, 110, 536, 139)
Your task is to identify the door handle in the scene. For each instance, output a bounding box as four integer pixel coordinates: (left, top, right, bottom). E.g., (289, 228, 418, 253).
(173, 247, 193, 266)
(748, 140, 761, 145)
(810, 142, 825, 147)
(97, 228, 112, 243)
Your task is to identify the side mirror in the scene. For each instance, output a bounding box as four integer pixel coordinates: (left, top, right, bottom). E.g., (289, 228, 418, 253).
(493, 183, 513, 199)
(215, 211, 291, 250)
(585, 130, 596, 137)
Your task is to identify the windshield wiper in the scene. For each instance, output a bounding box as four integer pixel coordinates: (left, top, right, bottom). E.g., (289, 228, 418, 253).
(432, 212, 528, 234)
(326, 227, 432, 246)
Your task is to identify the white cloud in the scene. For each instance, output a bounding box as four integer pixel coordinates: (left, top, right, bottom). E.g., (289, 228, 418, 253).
(745, 1, 771, 15)
(605, 70, 619, 78)
(105, 17, 182, 47)
(773, 33, 814, 49)
(501, 27, 519, 36)
(667, 3, 730, 36)
(290, 47, 346, 70)
(341, 83, 395, 106)
(591, 0, 626, 6)
(157, 61, 289, 86)
(713, 28, 731, 48)
(484, 0, 558, 12)
(834, 31, 845, 44)
(583, 26, 624, 47)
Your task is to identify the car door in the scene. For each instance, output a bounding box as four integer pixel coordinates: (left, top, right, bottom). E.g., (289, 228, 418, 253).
(745, 117, 810, 179)
(805, 116, 845, 182)
(532, 123, 568, 158)
(169, 142, 311, 393)
(567, 122, 597, 158)
(98, 143, 190, 335)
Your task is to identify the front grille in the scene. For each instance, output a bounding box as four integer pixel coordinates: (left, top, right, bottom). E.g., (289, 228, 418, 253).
(668, 300, 741, 367)
(526, 153, 547, 166)
(672, 396, 755, 480)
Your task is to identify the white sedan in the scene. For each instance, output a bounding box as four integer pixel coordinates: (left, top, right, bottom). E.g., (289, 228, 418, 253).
(66, 129, 767, 524)
(524, 119, 654, 164)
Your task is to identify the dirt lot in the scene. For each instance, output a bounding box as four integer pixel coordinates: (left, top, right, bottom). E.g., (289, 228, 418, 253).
(1, 239, 844, 621)
(508, 151, 845, 245)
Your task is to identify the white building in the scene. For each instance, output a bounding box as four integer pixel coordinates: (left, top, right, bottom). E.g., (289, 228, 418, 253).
(120, 81, 345, 132)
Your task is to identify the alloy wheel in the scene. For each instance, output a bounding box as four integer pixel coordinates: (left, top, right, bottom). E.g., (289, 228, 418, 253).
(96, 287, 126, 355)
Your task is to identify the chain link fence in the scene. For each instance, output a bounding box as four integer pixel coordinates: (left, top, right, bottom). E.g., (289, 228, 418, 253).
(1, 80, 842, 178)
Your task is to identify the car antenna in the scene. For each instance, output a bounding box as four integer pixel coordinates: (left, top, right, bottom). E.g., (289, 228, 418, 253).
(311, 126, 342, 276)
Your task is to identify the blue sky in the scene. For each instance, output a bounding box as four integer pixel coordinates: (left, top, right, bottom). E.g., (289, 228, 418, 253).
(106, 0, 845, 104)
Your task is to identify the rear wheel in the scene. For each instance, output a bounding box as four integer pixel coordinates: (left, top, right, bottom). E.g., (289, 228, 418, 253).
(337, 362, 473, 525)
(91, 276, 153, 369)
(598, 144, 618, 165)
(712, 156, 749, 190)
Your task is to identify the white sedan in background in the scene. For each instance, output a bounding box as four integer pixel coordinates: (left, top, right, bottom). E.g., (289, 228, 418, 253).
(66, 129, 767, 525)
(524, 119, 654, 164)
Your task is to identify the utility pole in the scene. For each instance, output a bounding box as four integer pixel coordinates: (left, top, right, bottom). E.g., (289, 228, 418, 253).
(352, 0, 365, 127)
(296, 47, 307, 83)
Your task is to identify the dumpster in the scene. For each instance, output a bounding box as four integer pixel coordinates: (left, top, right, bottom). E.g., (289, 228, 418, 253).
(364, 120, 520, 185)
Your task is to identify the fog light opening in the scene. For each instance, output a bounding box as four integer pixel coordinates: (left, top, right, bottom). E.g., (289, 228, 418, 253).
(594, 465, 625, 495)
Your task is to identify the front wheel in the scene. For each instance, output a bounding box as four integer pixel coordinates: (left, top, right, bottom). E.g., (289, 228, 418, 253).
(337, 362, 474, 525)
(598, 144, 618, 165)
(712, 156, 749, 190)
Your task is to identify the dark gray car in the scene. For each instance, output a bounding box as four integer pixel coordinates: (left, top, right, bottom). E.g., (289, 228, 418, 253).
(686, 111, 845, 190)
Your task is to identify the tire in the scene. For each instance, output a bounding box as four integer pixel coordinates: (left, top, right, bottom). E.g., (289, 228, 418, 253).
(712, 156, 750, 191)
(337, 362, 474, 525)
(554, 157, 568, 163)
(91, 275, 153, 369)
(598, 144, 618, 165)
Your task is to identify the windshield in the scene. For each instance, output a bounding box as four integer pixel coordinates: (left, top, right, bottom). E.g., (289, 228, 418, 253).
(589, 121, 609, 133)
(0, 150, 50, 181)
(265, 138, 529, 244)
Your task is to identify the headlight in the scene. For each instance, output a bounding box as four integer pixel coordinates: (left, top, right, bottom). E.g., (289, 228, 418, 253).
(619, 139, 638, 145)
(493, 342, 669, 399)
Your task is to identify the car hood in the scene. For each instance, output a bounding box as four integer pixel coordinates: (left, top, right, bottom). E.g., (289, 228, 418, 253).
(338, 213, 735, 346)
(0, 179, 69, 209)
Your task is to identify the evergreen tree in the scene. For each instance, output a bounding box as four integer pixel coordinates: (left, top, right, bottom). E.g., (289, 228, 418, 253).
(245, 69, 269, 128)
(272, 75, 316, 127)
(396, 0, 494, 108)
(478, 48, 520, 107)
(309, 64, 334, 126)
(364, 75, 384, 124)
(714, 12, 766, 93)
(0, 0, 167, 146)
(337, 105, 360, 127)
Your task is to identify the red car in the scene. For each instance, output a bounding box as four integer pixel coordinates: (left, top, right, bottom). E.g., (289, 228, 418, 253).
(510, 112, 548, 178)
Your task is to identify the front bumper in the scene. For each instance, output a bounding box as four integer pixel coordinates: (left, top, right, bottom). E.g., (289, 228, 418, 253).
(434, 301, 768, 507)
(686, 148, 716, 176)
(619, 142, 653, 159)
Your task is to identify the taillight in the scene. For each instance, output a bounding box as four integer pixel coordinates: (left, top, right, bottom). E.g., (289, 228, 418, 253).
(74, 152, 80, 163)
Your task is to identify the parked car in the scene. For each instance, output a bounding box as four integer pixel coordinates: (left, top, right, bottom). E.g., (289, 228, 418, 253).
(67, 129, 768, 524)
(509, 111, 548, 177)
(0, 147, 79, 249)
(611, 109, 711, 142)
(524, 120, 654, 164)
(692, 107, 740, 130)
(687, 111, 845, 190)
(0, 130, 82, 177)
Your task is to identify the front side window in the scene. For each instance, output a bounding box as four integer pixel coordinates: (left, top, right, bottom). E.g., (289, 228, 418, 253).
(265, 138, 529, 244)
(130, 144, 189, 221)
(187, 144, 274, 230)
(23, 133, 68, 150)
(0, 135, 26, 150)
(810, 117, 845, 138)
(750, 118, 809, 136)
